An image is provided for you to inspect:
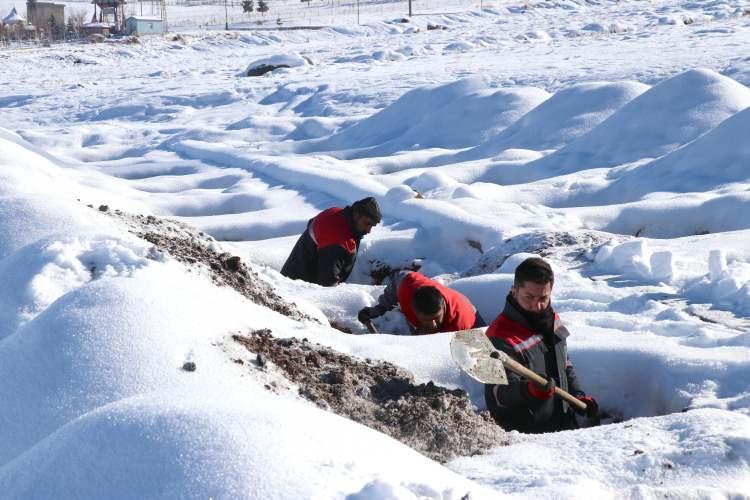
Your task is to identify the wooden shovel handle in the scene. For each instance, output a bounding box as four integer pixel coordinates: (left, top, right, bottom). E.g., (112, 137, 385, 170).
(503, 356, 587, 411)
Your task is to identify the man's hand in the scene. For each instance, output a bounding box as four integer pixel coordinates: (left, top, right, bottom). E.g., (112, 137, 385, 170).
(357, 306, 382, 324)
(575, 396, 599, 418)
(525, 378, 556, 400)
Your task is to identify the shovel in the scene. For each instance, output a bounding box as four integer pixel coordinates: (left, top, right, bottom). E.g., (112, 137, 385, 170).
(450, 328, 587, 412)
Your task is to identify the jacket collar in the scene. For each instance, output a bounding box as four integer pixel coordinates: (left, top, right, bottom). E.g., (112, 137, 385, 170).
(503, 293, 567, 340)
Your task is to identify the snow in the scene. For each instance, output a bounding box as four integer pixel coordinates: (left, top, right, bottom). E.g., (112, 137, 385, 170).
(2, 6, 24, 24)
(2, 0, 750, 497)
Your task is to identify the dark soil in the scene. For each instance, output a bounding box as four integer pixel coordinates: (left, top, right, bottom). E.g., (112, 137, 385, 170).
(98, 207, 315, 323)
(234, 329, 508, 463)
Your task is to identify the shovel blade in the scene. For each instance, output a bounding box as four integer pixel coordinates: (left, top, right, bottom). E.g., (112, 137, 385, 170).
(450, 328, 508, 385)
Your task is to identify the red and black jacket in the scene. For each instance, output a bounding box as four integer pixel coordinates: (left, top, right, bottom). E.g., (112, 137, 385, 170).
(281, 206, 363, 286)
(484, 295, 585, 433)
(376, 271, 481, 334)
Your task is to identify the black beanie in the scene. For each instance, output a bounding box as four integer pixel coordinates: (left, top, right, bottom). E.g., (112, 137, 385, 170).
(351, 197, 382, 223)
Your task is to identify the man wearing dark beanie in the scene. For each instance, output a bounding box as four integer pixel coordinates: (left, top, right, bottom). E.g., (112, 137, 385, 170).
(281, 197, 381, 286)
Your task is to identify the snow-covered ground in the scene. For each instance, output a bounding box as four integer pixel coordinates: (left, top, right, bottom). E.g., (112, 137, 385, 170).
(1, 0, 750, 497)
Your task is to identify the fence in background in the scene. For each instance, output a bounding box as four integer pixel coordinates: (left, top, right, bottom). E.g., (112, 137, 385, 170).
(0, 0, 490, 47)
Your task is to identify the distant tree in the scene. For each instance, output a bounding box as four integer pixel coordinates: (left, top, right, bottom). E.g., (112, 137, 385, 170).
(66, 17, 76, 37)
(241, 0, 254, 14)
(257, 0, 269, 14)
(69, 9, 87, 31)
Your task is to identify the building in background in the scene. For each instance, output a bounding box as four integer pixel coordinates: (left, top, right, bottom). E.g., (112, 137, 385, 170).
(1, 7, 35, 40)
(81, 21, 110, 37)
(125, 15, 163, 34)
(91, 0, 126, 33)
(26, 0, 65, 39)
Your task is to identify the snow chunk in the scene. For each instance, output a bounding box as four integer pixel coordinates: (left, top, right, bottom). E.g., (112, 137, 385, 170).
(594, 239, 653, 280)
(709, 249, 728, 281)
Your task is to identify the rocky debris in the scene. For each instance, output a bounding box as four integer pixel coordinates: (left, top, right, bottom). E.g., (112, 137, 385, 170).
(234, 329, 508, 463)
(427, 23, 447, 31)
(182, 361, 197, 372)
(463, 230, 617, 277)
(247, 64, 290, 77)
(98, 207, 316, 323)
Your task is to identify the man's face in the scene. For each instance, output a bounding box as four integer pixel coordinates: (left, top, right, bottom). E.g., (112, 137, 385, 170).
(353, 213, 377, 235)
(414, 305, 445, 332)
(511, 281, 553, 315)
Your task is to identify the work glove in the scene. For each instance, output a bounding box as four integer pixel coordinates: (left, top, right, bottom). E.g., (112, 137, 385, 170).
(575, 396, 599, 418)
(357, 306, 383, 324)
(525, 377, 556, 400)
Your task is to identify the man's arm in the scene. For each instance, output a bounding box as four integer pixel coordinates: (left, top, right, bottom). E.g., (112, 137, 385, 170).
(316, 245, 353, 286)
(358, 271, 408, 322)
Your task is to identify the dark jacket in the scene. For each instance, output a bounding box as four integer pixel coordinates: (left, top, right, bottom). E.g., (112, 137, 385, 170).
(484, 295, 585, 433)
(373, 271, 486, 334)
(281, 206, 363, 286)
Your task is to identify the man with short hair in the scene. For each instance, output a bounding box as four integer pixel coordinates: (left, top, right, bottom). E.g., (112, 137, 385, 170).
(357, 271, 485, 335)
(281, 197, 381, 286)
(485, 257, 598, 433)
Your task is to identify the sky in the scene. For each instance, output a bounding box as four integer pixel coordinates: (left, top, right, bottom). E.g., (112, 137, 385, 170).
(1, 0, 749, 498)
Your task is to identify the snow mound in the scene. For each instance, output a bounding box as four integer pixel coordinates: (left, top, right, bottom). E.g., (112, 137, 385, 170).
(527, 68, 750, 178)
(0, 392, 484, 499)
(243, 53, 310, 77)
(461, 80, 649, 158)
(0, 130, 140, 260)
(298, 77, 550, 158)
(0, 266, 258, 464)
(609, 105, 750, 198)
(0, 233, 154, 340)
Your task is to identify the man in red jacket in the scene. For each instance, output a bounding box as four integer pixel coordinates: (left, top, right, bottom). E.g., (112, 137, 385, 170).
(357, 271, 485, 335)
(281, 197, 381, 286)
(484, 257, 598, 433)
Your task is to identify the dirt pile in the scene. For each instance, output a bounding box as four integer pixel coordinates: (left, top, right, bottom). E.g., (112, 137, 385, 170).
(233, 329, 508, 463)
(99, 207, 315, 322)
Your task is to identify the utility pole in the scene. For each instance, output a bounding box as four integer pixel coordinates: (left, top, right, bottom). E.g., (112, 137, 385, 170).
(224, 0, 229, 30)
(408, 0, 412, 17)
(356, 0, 359, 24)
